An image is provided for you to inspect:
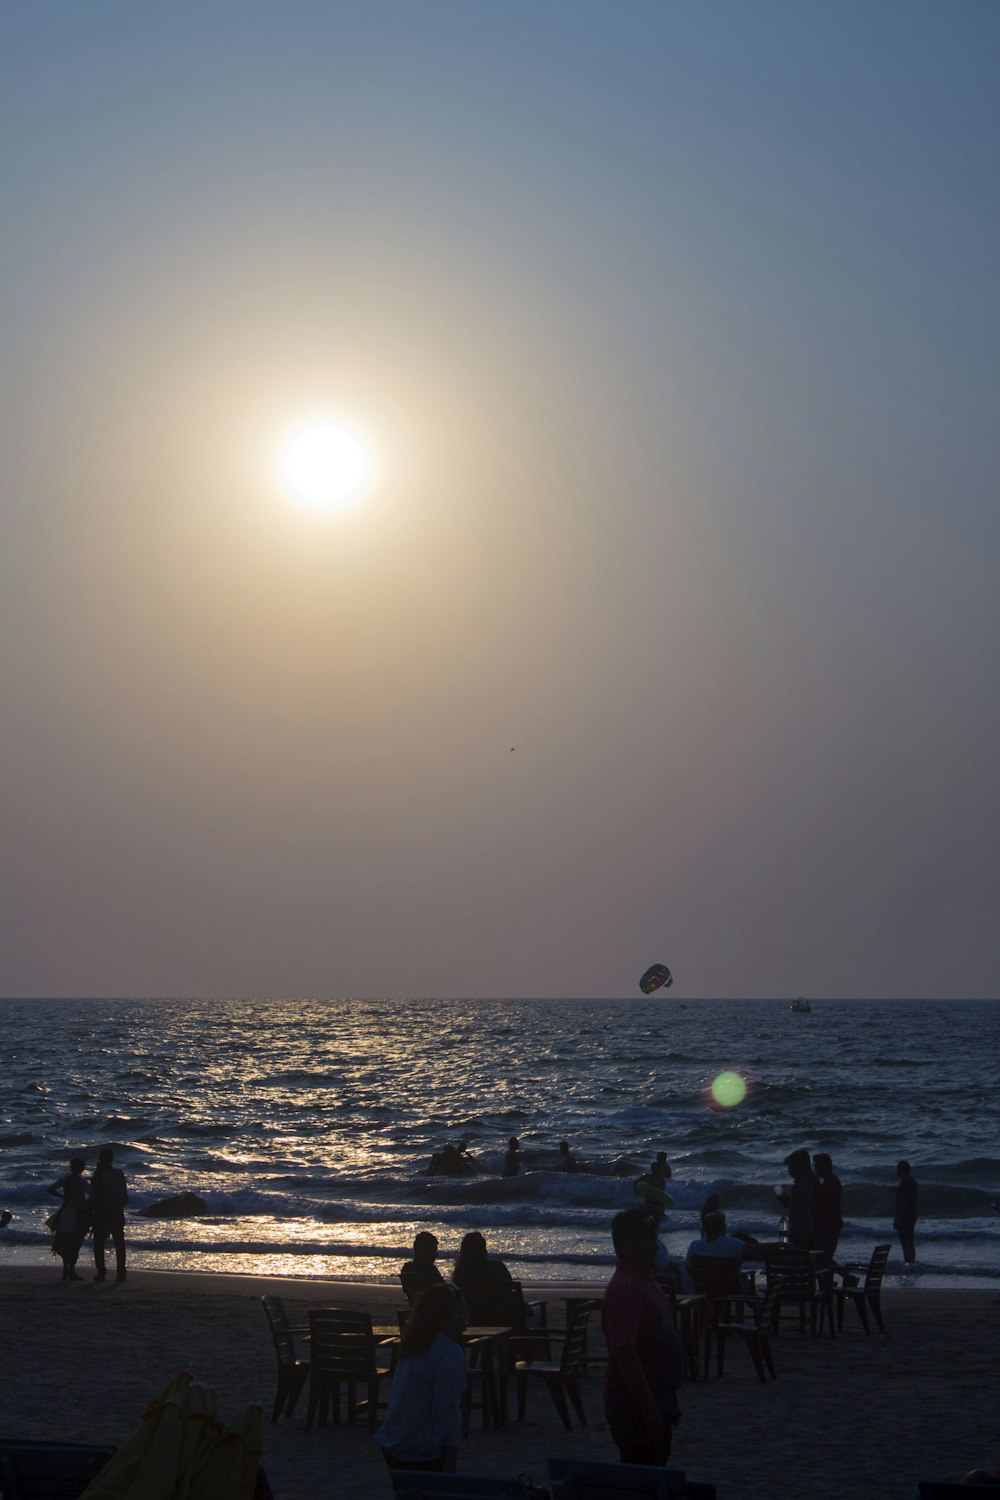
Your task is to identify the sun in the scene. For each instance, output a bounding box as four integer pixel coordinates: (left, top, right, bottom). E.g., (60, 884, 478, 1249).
(277, 419, 377, 511)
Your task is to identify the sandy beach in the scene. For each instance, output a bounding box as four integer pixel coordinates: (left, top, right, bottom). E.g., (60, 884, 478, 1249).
(1, 1266, 996, 1499)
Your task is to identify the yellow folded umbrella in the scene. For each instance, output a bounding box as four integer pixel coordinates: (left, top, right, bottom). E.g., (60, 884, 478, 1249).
(78, 1374, 262, 1500)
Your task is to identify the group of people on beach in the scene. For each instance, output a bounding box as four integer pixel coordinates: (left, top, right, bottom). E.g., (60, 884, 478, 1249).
(44, 1148, 129, 1282)
(380, 1206, 688, 1474)
(775, 1148, 919, 1265)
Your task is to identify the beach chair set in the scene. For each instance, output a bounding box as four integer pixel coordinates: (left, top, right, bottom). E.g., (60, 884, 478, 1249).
(263, 1293, 597, 1438)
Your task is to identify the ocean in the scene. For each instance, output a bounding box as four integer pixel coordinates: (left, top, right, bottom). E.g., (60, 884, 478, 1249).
(1, 997, 998, 1289)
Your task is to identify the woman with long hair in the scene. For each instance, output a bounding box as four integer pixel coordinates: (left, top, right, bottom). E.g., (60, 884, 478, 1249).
(47, 1156, 90, 1281)
(376, 1282, 467, 1473)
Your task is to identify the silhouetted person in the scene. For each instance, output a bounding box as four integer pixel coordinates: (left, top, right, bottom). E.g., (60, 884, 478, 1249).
(376, 1282, 468, 1472)
(893, 1159, 919, 1264)
(427, 1141, 472, 1176)
(602, 1206, 684, 1466)
(401, 1231, 444, 1304)
(502, 1136, 520, 1177)
(47, 1156, 89, 1281)
(90, 1145, 128, 1283)
(558, 1140, 577, 1173)
(812, 1152, 844, 1266)
(699, 1193, 722, 1231)
(685, 1211, 755, 1272)
(451, 1230, 524, 1326)
(778, 1148, 818, 1249)
(650, 1153, 672, 1189)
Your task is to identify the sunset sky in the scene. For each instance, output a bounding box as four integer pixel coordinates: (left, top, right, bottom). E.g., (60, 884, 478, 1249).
(2, 2, 998, 999)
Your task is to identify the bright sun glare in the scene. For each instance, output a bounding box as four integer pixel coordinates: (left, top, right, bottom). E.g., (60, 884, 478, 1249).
(277, 419, 377, 511)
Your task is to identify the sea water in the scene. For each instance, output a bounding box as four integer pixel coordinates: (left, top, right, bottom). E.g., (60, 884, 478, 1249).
(1, 997, 997, 1289)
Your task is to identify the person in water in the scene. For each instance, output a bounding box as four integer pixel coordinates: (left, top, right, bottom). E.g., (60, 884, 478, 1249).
(401, 1231, 444, 1304)
(502, 1136, 520, 1177)
(376, 1282, 468, 1473)
(558, 1140, 577, 1173)
(650, 1153, 672, 1190)
(812, 1152, 844, 1266)
(893, 1160, 919, 1265)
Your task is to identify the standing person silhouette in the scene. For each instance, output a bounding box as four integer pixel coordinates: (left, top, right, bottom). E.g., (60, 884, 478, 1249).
(502, 1137, 520, 1177)
(90, 1146, 128, 1282)
(812, 1152, 844, 1266)
(893, 1160, 919, 1265)
(778, 1149, 819, 1250)
(47, 1157, 89, 1281)
(602, 1206, 684, 1466)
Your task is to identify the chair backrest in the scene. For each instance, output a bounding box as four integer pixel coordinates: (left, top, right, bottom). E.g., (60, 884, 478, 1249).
(863, 1244, 892, 1294)
(261, 1294, 290, 1333)
(262, 1294, 300, 1368)
(309, 1308, 378, 1380)
(0, 1442, 117, 1499)
(559, 1301, 595, 1374)
(763, 1248, 814, 1295)
(688, 1255, 742, 1300)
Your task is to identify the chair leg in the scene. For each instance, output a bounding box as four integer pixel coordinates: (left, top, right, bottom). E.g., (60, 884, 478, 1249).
(761, 1336, 777, 1379)
(868, 1294, 886, 1334)
(516, 1373, 528, 1423)
(745, 1332, 767, 1383)
(716, 1328, 726, 1378)
(288, 1369, 308, 1418)
(565, 1376, 587, 1427)
(544, 1375, 573, 1431)
(272, 1378, 287, 1424)
(853, 1293, 871, 1335)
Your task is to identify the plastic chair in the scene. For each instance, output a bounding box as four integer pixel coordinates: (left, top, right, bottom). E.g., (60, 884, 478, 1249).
(306, 1308, 392, 1430)
(763, 1247, 836, 1338)
(711, 1282, 780, 1382)
(261, 1294, 311, 1422)
(835, 1244, 891, 1334)
(513, 1300, 593, 1430)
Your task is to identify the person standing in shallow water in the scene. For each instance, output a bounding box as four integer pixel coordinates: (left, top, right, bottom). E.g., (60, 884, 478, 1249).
(893, 1159, 919, 1264)
(502, 1136, 520, 1177)
(90, 1146, 128, 1282)
(47, 1156, 89, 1281)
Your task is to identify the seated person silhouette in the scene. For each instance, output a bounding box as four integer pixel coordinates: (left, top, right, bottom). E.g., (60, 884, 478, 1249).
(451, 1230, 525, 1328)
(400, 1231, 445, 1304)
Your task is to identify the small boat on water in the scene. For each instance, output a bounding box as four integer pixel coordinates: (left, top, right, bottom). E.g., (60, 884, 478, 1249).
(790, 997, 812, 1013)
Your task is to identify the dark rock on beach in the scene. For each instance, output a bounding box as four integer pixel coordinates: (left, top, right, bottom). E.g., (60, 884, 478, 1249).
(138, 1193, 208, 1219)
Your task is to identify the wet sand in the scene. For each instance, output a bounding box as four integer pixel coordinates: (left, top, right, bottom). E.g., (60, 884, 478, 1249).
(0, 1266, 996, 1498)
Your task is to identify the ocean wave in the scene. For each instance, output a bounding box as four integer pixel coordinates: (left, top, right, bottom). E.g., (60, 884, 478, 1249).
(0, 1133, 40, 1147)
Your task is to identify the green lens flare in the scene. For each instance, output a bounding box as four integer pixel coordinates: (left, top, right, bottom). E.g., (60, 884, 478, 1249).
(711, 1071, 747, 1108)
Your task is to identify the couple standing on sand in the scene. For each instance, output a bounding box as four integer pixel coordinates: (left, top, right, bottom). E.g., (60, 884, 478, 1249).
(48, 1147, 128, 1283)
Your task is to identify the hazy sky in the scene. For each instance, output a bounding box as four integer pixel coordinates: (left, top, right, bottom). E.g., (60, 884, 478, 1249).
(2, 2, 998, 999)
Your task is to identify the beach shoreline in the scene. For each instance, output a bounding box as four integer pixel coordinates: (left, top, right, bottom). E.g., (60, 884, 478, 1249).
(2, 1266, 997, 1499)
